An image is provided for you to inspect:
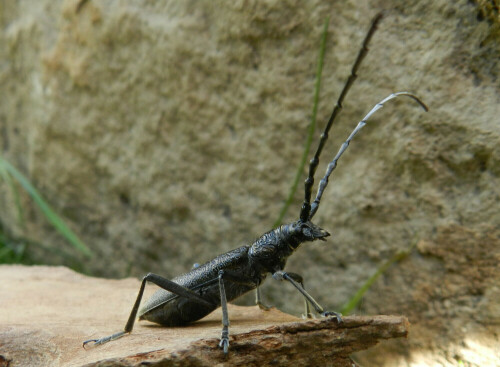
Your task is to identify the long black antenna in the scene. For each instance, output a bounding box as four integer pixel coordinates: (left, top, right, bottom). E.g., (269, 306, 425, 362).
(299, 12, 384, 222)
(308, 92, 428, 220)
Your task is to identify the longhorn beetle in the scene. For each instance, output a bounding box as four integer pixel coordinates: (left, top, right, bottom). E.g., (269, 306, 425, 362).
(83, 13, 428, 354)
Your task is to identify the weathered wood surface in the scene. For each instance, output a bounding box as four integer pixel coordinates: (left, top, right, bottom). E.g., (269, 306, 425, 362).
(0, 265, 409, 366)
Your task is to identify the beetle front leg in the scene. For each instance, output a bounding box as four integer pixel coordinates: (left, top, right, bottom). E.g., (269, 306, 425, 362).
(272, 270, 342, 323)
(283, 272, 313, 319)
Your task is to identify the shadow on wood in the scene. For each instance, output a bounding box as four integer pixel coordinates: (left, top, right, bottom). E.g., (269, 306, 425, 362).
(0, 265, 409, 366)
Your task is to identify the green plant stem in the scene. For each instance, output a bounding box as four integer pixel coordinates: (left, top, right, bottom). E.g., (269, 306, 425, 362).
(273, 16, 330, 228)
(340, 240, 418, 315)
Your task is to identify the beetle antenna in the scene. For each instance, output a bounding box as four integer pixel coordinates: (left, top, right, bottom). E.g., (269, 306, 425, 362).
(299, 12, 384, 222)
(308, 92, 428, 220)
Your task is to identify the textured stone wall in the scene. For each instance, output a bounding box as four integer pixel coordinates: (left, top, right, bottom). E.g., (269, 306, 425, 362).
(1, 0, 499, 365)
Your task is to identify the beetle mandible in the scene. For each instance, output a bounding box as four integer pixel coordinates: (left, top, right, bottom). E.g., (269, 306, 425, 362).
(83, 13, 428, 354)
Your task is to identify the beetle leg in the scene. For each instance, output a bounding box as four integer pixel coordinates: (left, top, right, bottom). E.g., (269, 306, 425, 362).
(255, 286, 271, 311)
(82, 330, 127, 347)
(83, 272, 214, 349)
(215, 270, 258, 354)
(284, 272, 313, 319)
(272, 270, 342, 323)
(218, 270, 230, 354)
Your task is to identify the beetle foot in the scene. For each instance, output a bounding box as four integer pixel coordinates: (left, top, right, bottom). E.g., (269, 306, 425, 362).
(321, 310, 343, 323)
(83, 339, 98, 349)
(256, 301, 272, 311)
(219, 337, 229, 354)
(82, 331, 126, 349)
(219, 327, 229, 354)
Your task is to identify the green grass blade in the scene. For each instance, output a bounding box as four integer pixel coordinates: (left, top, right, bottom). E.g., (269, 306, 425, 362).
(0, 157, 92, 257)
(273, 16, 330, 227)
(0, 159, 25, 226)
(340, 239, 418, 315)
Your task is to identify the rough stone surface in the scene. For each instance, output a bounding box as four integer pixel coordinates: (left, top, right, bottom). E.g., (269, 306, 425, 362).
(0, 1, 499, 366)
(0, 265, 409, 367)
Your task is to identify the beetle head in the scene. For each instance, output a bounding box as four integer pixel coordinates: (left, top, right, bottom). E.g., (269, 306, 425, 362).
(290, 220, 330, 242)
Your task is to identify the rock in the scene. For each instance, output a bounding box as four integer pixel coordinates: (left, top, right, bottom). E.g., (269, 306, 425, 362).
(1, 1, 499, 366)
(0, 265, 408, 367)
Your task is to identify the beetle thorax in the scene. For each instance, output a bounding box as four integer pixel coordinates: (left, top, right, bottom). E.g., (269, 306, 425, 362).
(248, 221, 330, 273)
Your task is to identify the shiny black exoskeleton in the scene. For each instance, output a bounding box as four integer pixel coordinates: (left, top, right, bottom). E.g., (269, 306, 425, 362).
(138, 220, 329, 327)
(83, 13, 427, 354)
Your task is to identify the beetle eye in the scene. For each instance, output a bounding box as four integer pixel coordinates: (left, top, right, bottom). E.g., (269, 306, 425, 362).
(301, 224, 311, 237)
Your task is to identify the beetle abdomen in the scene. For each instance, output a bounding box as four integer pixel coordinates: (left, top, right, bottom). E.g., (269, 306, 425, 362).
(139, 296, 217, 326)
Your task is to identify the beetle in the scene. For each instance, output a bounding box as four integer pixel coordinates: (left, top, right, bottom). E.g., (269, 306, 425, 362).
(83, 13, 427, 354)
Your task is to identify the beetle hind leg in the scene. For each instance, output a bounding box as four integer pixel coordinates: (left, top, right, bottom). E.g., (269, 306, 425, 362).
(83, 331, 126, 349)
(83, 272, 214, 349)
